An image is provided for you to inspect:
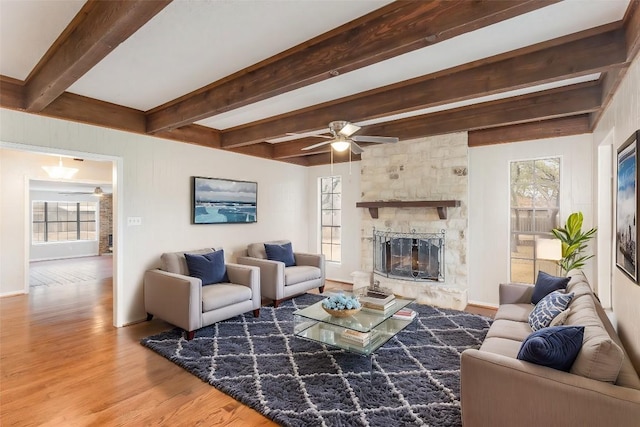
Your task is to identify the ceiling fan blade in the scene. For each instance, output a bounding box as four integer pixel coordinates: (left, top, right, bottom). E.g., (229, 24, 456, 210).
(351, 135, 399, 144)
(337, 122, 361, 137)
(350, 142, 364, 155)
(302, 140, 333, 151)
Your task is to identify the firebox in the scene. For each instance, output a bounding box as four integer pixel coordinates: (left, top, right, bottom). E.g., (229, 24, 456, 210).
(373, 228, 445, 281)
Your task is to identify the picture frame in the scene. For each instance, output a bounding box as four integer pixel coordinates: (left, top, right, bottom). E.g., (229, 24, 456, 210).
(616, 130, 639, 283)
(192, 176, 257, 224)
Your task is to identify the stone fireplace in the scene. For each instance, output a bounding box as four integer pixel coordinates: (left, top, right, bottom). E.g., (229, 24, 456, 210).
(357, 133, 469, 310)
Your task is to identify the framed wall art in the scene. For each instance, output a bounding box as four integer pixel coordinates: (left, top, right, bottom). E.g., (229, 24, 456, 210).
(192, 176, 257, 224)
(616, 130, 639, 283)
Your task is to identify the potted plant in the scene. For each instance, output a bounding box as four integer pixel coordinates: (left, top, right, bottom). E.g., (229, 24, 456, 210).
(552, 211, 597, 275)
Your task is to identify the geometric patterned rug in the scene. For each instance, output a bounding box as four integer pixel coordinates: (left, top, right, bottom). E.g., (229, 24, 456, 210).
(141, 293, 492, 426)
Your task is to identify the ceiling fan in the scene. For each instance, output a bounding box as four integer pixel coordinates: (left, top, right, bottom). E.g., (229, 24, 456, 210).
(58, 186, 109, 197)
(300, 121, 398, 154)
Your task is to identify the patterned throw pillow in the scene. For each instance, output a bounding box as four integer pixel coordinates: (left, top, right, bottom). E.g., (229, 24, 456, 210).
(528, 290, 574, 331)
(531, 271, 570, 304)
(517, 325, 585, 372)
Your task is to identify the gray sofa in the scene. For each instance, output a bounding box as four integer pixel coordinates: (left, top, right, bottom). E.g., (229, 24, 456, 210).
(237, 240, 325, 307)
(461, 271, 640, 426)
(144, 248, 260, 339)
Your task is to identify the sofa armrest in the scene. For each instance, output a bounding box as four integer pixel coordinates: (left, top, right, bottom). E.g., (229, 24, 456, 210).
(143, 269, 202, 332)
(294, 252, 324, 269)
(499, 282, 534, 305)
(461, 349, 640, 427)
(237, 256, 285, 300)
(226, 263, 261, 309)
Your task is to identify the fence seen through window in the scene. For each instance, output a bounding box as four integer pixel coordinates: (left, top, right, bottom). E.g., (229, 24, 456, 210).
(320, 176, 341, 263)
(32, 201, 97, 243)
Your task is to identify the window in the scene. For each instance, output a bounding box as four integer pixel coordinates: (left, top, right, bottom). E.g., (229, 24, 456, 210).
(32, 201, 97, 243)
(320, 176, 341, 263)
(510, 158, 560, 283)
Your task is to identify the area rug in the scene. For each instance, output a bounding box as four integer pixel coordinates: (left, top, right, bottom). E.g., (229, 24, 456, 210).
(141, 293, 492, 426)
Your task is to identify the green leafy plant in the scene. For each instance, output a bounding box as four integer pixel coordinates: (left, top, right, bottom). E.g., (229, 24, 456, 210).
(551, 212, 597, 274)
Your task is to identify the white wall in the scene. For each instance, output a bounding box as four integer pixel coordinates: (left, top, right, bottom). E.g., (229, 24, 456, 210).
(0, 109, 309, 326)
(468, 134, 594, 306)
(307, 161, 362, 282)
(592, 52, 640, 370)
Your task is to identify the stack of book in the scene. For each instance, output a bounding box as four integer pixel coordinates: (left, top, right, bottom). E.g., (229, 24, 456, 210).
(341, 329, 371, 346)
(360, 289, 396, 313)
(392, 308, 416, 321)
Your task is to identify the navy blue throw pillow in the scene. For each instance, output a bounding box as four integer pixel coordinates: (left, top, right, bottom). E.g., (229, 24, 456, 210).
(517, 326, 584, 372)
(184, 250, 228, 285)
(531, 271, 570, 304)
(264, 242, 296, 267)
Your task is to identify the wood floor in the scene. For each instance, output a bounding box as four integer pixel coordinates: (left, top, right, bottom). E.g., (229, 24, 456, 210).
(1, 257, 494, 426)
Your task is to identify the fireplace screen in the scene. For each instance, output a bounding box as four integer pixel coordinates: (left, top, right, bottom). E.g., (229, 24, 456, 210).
(373, 229, 445, 281)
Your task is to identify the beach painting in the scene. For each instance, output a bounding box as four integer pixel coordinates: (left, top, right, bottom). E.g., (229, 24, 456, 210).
(616, 131, 639, 283)
(193, 176, 257, 224)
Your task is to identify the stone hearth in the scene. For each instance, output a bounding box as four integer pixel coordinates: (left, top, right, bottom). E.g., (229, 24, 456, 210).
(359, 133, 469, 310)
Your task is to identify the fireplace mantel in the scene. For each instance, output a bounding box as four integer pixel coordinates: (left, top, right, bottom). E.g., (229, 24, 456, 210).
(356, 200, 461, 220)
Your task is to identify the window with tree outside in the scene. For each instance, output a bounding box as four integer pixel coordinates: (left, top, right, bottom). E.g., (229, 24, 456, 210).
(320, 176, 341, 263)
(510, 158, 560, 283)
(32, 201, 98, 243)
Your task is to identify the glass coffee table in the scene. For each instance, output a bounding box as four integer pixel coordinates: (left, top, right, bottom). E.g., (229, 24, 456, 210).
(293, 295, 416, 358)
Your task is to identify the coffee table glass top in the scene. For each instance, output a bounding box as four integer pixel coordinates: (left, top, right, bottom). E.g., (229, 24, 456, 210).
(292, 296, 415, 356)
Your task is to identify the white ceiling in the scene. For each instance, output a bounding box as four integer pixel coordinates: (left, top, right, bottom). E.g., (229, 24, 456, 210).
(0, 0, 632, 139)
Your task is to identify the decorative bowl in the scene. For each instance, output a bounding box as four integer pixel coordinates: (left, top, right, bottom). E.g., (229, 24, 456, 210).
(322, 306, 361, 318)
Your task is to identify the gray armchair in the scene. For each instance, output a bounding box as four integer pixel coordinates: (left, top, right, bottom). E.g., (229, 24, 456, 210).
(237, 240, 325, 307)
(144, 248, 260, 339)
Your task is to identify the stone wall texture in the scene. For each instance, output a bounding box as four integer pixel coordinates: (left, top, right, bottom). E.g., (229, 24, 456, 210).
(359, 133, 469, 307)
(99, 194, 113, 255)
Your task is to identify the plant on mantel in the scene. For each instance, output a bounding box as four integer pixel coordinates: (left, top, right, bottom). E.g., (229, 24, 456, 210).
(552, 211, 597, 275)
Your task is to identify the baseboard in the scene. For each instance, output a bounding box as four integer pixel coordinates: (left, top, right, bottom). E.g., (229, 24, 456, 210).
(0, 290, 27, 298)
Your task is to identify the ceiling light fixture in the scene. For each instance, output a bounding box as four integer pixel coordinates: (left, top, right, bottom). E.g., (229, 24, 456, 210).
(93, 187, 104, 197)
(330, 137, 350, 152)
(42, 157, 79, 179)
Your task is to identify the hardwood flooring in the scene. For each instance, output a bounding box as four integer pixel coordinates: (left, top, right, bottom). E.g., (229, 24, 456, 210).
(1, 258, 494, 426)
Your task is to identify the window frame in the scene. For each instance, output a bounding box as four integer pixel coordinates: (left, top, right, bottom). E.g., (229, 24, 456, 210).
(32, 200, 98, 244)
(508, 156, 561, 283)
(319, 175, 342, 263)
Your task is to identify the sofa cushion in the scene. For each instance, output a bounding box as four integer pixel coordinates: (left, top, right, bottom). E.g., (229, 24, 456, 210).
(494, 303, 533, 322)
(284, 265, 321, 285)
(479, 337, 522, 359)
(247, 240, 290, 259)
(202, 283, 252, 312)
(185, 250, 229, 285)
(517, 326, 584, 372)
(161, 248, 213, 275)
(528, 291, 574, 331)
(485, 319, 532, 342)
(265, 242, 296, 266)
(565, 295, 625, 383)
(531, 271, 570, 304)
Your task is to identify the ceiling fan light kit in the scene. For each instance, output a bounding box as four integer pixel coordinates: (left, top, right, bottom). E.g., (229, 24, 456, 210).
(331, 138, 351, 152)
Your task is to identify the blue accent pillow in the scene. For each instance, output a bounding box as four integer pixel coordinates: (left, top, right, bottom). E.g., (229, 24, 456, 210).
(528, 290, 574, 331)
(532, 271, 570, 304)
(264, 242, 296, 267)
(184, 250, 228, 285)
(517, 326, 584, 372)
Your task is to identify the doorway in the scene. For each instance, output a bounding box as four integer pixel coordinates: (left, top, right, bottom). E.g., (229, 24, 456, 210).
(0, 142, 124, 327)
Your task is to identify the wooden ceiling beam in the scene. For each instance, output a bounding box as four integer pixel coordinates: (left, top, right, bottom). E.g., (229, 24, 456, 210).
(468, 115, 591, 147)
(590, 0, 640, 129)
(0, 76, 25, 110)
(145, 0, 554, 133)
(229, 143, 274, 159)
(24, 0, 172, 112)
(154, 124, 221, 149)
(356, 83, 601, 142)
(221, 27, 625, 148)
